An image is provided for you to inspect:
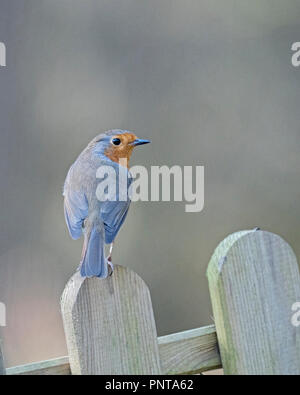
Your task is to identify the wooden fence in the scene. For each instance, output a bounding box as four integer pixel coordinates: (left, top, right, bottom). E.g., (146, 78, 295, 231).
(1, 229, 300, 375)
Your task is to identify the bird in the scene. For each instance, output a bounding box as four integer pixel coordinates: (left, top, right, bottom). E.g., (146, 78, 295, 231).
(63, 129, 150, 278)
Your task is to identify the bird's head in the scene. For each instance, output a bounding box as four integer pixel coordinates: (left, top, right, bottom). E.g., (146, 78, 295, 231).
(92, 130, 150, 167)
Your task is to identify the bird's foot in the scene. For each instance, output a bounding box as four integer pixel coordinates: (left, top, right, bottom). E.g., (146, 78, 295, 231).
(107, 255, 114, 276)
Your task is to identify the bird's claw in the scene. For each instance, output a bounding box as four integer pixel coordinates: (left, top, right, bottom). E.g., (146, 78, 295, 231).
(107, 256, 114, 276)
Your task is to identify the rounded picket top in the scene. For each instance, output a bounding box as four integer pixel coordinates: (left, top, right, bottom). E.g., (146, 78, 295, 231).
(61, 265, 161, 375)
(207, 229, 300, 375)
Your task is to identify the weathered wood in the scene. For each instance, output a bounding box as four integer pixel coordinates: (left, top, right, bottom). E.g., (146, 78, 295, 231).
(6, 356, 70, 376)
(0, 338, 5, 375)
(158, 325, 221, 374)
(6, 325, 221, 375)
(207, 230, 300, 375)
(61, 265, 161, 375)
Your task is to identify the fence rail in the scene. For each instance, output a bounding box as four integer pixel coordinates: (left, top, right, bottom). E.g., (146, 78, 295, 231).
(1, 229, 300, 375)
(5, 325, 220, 375)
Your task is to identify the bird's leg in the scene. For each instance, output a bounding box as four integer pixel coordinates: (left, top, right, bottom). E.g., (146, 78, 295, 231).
(107, 242, 114, 276)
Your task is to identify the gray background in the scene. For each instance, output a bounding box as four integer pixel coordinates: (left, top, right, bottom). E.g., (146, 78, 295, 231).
(0, 0, 300, 367)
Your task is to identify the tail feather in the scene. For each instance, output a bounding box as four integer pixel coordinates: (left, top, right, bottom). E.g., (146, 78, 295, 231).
(80, 227, 108, 278)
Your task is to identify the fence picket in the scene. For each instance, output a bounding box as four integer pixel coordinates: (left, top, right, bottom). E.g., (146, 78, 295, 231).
(61, 265, 161, 375)
(0, 338, 5, 375)
(207, 230, 300, 375)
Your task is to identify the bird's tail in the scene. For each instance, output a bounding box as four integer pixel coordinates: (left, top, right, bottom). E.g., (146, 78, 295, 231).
(80, 226, 108, 278)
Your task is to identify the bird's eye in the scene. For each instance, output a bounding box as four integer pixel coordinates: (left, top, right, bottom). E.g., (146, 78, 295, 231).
(112, 138, 121, 146)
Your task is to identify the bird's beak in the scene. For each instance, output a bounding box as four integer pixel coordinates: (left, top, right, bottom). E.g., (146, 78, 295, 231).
(131, 138, 151, 146)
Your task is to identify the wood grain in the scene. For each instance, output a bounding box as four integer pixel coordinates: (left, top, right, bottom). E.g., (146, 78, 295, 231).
(207, 230, 300, 375)
(158, 325, 221, 374)
(6, 356, 70, 375)
(6, 325, 221, 375)
(61, 265, 161, 375)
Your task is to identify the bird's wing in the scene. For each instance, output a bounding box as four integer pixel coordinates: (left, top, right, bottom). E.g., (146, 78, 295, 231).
(100, 166, 132, 244)
(64, 189, 88, 239)
(100, 199, 131, 244)
(63, 163, 89, 240)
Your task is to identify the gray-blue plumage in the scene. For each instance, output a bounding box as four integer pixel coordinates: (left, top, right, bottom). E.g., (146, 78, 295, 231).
(63, 130, 132, 278)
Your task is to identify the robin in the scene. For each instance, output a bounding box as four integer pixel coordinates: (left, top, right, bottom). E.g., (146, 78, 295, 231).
(63, 129, 150, 278)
